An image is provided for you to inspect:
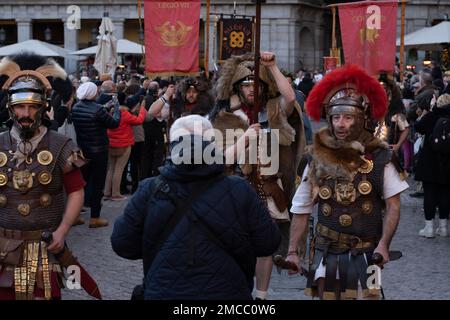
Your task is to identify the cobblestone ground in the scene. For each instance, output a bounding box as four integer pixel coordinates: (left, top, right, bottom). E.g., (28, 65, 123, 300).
(62, 178, 450, 300)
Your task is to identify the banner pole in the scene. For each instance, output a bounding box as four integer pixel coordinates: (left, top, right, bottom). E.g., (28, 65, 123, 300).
(400, 0, 406, 82)
(253, 0, 262, 125)
(137, 0, 145, 69)
(205, 0, 211, 78)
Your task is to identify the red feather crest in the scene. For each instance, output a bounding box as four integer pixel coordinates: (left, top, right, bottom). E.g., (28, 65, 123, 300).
(305, 64, 388, 121)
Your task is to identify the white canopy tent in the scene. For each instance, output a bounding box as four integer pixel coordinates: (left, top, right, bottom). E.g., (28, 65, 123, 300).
(396, 21, 450, 51)
(0, 39, 74, 57)
(71, 39, 145, 55)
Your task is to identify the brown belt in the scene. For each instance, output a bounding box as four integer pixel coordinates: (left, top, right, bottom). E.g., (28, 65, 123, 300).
(0, 227, 44, 241)
(316, 223, 377, 250)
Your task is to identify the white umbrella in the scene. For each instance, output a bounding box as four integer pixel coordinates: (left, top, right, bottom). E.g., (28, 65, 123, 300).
(0, 39, 72, 57)
(396, 21, 450, 51)
(71, 39, 145, 55)
(93, 15, 118, 76)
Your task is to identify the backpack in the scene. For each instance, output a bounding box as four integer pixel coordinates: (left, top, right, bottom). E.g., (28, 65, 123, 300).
(430, 116, 450, 155)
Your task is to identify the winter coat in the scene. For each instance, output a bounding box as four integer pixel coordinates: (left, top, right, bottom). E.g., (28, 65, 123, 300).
(111, 162, 281, 300)
(71, 99, 121, 155)
(107, 107, 146, 148)
(414, 104, 450, 185)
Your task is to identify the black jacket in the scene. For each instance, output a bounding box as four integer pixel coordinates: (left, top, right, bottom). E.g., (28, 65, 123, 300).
(111, 162, 281, 300)
(71, 99, 121, 155)
(414, 104, 450, 184)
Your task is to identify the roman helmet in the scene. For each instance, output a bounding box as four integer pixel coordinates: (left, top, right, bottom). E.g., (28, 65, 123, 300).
(306, 64, 388, 142)
(0, 52, 72, 140)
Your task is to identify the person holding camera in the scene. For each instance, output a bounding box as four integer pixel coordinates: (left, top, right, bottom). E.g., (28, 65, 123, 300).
(72, 82, 121, 228)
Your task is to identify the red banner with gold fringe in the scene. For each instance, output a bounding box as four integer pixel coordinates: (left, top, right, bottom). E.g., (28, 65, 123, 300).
(144, 0, 200, 77)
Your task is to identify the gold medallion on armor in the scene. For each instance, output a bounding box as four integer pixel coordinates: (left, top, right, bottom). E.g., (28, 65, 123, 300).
(39, 193, 52, 207)
(339, 214, 353, 227)
(0, 173, 8, 186)
(322, 203, 332, 217)
(0, 194, 7, 207)
(358, 158, 374, 174)
(362, 201, 373, 215)
(0, 152, 7, 167)
(358, 180, 372, 195)
(319, 186, 332, 200)
(17, 203, 31, 216)
(37, 150, 53, 166)
(335, 182, 356, 205)
(13, 170, 33, 191)
(38, 171, 52, 185)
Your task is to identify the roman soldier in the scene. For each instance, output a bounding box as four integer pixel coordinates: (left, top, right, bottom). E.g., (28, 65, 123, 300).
(0, 52, 100, 300)
(171, 77, 215, 119)
(210, 52, 306, 300)
(286, 64, 409, 300)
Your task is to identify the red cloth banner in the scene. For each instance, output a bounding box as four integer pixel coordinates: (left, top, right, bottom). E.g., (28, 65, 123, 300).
(323, 56, 338, 73)
(144, 0, 200, 76)
(337, 0, 398, 76)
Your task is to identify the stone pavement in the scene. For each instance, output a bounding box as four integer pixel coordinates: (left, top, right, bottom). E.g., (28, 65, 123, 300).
(62, 178, 450, 300)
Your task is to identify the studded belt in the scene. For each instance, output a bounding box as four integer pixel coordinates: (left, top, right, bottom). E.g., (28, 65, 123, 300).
(0, 227, 44, 241)
(316, 223, 378, 250)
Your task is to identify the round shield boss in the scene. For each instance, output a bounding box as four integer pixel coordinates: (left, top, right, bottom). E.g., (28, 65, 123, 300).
(0, 173, 8, 186)
(322, 203, 332, 217)
(362, 201, 373, 214)
(319, 186, 332, 200)
(18, 203, 31, 216)
(358, 180, 372, 195)
(339, 214, 352, 227)
(38, 171, 52, 185)
(0, 152, 7, 167)
(40, 193, 52, 207)
(37, 150, 53, 166)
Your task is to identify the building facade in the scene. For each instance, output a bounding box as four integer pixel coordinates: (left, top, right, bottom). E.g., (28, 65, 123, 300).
(0, 0, 448, 74)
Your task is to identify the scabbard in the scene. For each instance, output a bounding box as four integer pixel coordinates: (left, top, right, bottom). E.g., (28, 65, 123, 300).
(55, 246, 102, 300)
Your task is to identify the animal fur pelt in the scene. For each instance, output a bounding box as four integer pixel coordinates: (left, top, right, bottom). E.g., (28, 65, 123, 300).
(307, 127, 388, 198)
(0, 52, 71, 102)
(214, 53, 278, 100)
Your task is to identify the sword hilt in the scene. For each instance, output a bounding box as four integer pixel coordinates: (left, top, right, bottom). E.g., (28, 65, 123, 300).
(41, 231, 53, 244)
(372, 252, 383, 265)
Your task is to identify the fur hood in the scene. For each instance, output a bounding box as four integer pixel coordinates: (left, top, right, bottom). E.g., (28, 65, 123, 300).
(214, 53, 278, 100)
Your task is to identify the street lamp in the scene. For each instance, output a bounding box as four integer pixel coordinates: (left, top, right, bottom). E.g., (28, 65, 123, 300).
(44, 27, 52, 41)
(0, 28, 6, 45)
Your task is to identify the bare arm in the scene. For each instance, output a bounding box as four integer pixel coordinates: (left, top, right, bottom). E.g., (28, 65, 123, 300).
(47, 188, 84, 253)
(149, 84, 175, 118)
(261, 52, 296, 116)
(374, 193, 401, 265)
(391, 127, 409, 152)
(285, 213, 310, 273)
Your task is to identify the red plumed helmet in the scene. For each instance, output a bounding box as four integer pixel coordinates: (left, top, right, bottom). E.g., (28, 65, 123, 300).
(305, 64, 388, 122)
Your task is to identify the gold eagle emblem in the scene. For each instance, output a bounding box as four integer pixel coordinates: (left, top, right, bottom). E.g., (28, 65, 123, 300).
(155, 21, 193, 47)
(359, 27, 380, 44)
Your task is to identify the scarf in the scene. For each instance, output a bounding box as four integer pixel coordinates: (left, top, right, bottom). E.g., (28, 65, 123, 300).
(10, 126, 48, 168)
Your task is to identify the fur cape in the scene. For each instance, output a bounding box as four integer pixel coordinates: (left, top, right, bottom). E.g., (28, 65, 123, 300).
(307, 127, 388, 199)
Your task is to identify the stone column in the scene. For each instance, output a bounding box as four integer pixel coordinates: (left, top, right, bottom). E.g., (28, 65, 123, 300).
(112, 19, 124, 40)
(62, 18, 79, 75)
(16, 18, 32, 42)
